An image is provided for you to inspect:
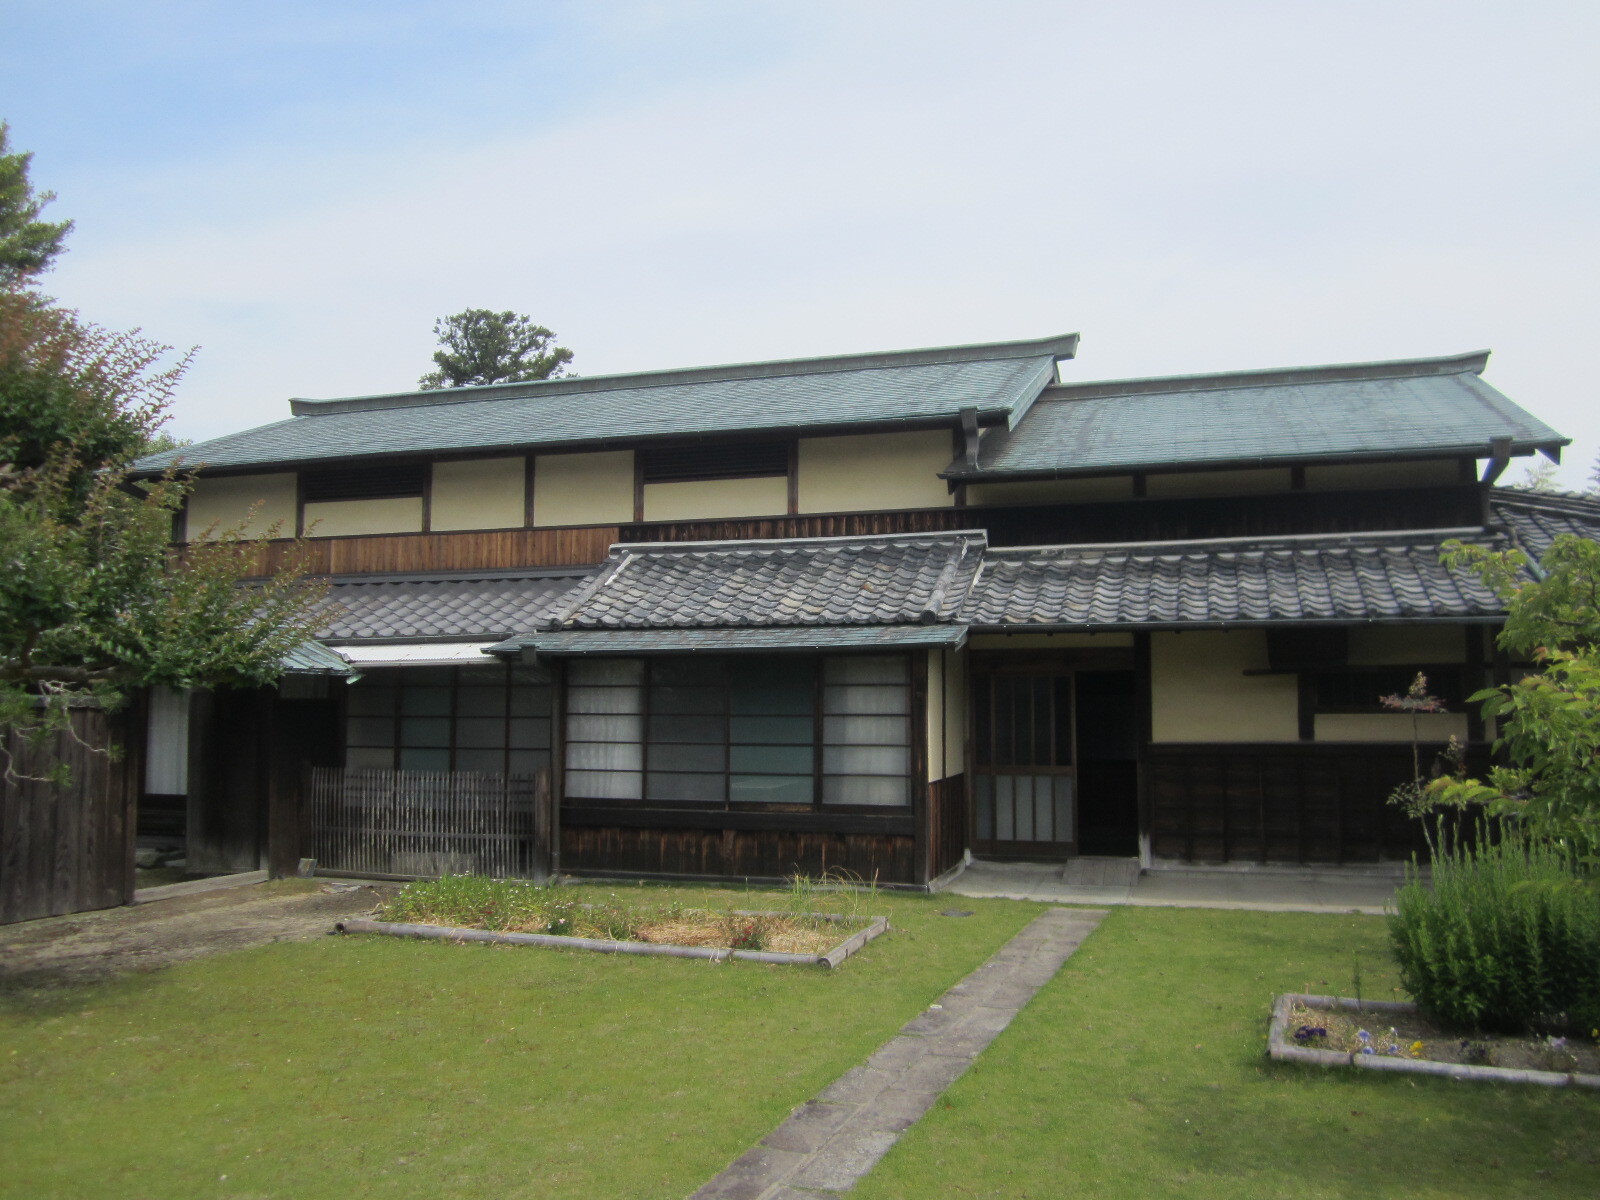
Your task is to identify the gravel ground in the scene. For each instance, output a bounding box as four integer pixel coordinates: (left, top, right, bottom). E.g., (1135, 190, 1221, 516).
(0, 880, 398, 997)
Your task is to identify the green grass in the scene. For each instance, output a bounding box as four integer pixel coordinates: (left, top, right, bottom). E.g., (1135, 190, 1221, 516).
(0, 883, 1041, 1200)
(853, 907, 1600, 1200)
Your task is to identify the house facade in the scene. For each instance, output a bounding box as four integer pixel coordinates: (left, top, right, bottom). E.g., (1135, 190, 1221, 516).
(134, 333, 1597, 887)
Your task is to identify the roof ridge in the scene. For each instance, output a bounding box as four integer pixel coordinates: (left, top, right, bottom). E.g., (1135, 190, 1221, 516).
(288, 333, 1080, 418)
(986, 526, 1495, 557)
(610, 530, 991, 555)
(1491, 486, 1600, 515)
(1036, 350, 1490, 403)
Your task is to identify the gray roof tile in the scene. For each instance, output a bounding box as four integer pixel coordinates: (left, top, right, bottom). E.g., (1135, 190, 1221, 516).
(958, 531, 1508, 627)
(136, 335, 1075, 475)
(538, 532, 986, 631)
(314, 571, 587, 640)
(949, 352, 1567, 479)
(1490, 489, 1600, 560)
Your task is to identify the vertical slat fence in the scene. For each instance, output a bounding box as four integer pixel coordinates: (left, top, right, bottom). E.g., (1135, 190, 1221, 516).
(309, 767, 553, 880)
(1, 706, 135, 925)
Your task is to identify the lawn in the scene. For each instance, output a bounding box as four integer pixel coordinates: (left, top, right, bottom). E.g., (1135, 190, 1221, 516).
(0, 883, 1041, 1200)
(6, 895, 1597, 1199)
(852, 906, 1600, 1200)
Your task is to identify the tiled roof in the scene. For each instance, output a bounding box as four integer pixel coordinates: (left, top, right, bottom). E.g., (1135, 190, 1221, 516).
(313, 570, 587, 641)
(537, 532, 986, 631)
(1490, 489, 1600, 560)
(134, 334, 1076, 475)
(958, 530, 1508, 628)
(499, 625, 967, 656)
(279, 640, 354, 675)
(947, 352, 1568, 479)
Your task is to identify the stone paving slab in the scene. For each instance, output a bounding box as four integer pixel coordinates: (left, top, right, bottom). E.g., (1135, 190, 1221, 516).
(944, 860, 1405, 914)
(686, 906, 1107, 1199)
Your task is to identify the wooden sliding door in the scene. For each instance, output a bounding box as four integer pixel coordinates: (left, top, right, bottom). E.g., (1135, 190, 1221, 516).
(971, 670, 1076, 858)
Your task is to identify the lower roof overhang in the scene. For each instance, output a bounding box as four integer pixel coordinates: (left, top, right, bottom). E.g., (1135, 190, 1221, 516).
(280, 641, 356, 676)
(331, 640, 500, 667)
(490, 624, 969, 658)
(965, 616, 1506, 635)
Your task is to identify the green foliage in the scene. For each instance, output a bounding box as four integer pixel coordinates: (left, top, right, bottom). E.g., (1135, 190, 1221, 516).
(0, 122, 71, 285)
(417, 309, 573, 390)
(1388, 824, 1600, 1035)
(0, 286, 327, 777)
(1432, 536, 1600, 859)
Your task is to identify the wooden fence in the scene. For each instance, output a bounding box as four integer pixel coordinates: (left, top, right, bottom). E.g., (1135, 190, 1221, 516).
(308, 767, 554, 881)
(1, 706, 136, 925)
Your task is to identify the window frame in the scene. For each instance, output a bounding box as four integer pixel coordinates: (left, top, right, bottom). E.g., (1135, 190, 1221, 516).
(342, 662, 554, 776)
(562, 653, 917, 812)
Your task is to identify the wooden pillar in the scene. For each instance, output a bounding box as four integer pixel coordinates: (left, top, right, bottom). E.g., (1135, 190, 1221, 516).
(1132, 632, 1154, 867)
(910, 649, 930, 885)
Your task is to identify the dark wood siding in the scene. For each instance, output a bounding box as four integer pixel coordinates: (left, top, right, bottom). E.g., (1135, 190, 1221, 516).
(1147, 742, 1491, 864)
(626, 486, 1485, 550)
(1, 706, 137, 925)
(559, 822, 916, 884)
(215, 484, 1484, 579)
(235, 525, 619, 577)
(927, 774, 968, 880)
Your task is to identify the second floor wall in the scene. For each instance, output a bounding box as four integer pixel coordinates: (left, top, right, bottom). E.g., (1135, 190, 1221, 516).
(182, 422, 1481, 555)
(183, 427, 963, 541)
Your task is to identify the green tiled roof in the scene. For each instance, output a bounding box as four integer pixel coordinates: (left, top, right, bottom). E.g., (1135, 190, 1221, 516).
(135, 334, 1078, 475)
(279, 640, 354, 675)
(945, 351, 1568, 480)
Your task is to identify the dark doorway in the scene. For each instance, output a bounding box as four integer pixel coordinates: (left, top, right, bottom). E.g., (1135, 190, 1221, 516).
(1074, 671, 1140, 856)
(971, 670, 1077, 858)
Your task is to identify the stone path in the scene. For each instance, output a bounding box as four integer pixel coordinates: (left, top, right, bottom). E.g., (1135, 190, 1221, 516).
(688, 906, 1107, 1199)
(945, 859, 1405, 914)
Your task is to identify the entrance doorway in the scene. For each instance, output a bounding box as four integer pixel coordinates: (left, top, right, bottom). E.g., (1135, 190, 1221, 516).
(971, 666, 1139, 860)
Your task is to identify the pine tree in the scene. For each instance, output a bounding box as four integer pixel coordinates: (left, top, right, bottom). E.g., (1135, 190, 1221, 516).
(418, 309, 573, 389)
(0, 122, 72, 285)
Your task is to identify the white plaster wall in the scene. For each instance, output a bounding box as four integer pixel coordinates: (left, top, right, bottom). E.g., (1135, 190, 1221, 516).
(184, 472, 297, 540)
(302, 496, 424, 537)
(798, 430, 954, 513)
(642, 476, 788, 521)
(1150, 630, 1299, 743)
(532, 450, 634, 526)
(431, 456, 525, 530)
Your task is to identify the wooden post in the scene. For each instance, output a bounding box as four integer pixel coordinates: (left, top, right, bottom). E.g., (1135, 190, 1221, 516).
(533, 765, 554, 884)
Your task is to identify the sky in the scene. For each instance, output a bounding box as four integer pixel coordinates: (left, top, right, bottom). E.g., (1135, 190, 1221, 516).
(3, 0, 1597, 486)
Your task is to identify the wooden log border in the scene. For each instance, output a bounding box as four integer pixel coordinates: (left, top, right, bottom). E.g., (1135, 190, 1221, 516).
(1268, 993, 1600, 1088)
(335, 910, 890, 969)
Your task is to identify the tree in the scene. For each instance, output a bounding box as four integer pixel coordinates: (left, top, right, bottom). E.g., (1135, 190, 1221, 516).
(1429, 535, 1600, 862)
(418, 309, 573, 389)
(0, 286, 327, 780)
(0, 122, 72, 284)
(1515, 457, 1560, 492)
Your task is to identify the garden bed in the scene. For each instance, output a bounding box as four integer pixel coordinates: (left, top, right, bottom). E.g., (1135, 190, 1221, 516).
(336, 910, 888, 967)
(337, 875, 890, 966)
(1269, 993, 1600, 1087)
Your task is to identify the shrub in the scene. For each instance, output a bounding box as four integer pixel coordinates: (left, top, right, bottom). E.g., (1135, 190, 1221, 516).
(1388, 826, 1600, 1035)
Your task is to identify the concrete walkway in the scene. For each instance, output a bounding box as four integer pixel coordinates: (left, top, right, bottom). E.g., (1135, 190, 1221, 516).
(942, 858, 1407, 914)
(688, 906, 1107, 1199)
